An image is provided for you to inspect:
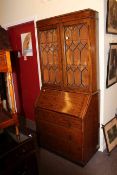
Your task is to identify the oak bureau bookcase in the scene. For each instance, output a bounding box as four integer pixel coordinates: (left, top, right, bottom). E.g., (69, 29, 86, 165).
(35, 9, 99, 165)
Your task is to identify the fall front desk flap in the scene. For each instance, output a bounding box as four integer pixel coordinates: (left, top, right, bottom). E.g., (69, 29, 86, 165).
(35, 89, 92, 119)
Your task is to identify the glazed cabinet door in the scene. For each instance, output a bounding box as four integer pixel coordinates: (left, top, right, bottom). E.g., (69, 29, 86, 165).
(38, 25, 63, 89)
(61, 20, 91, 92)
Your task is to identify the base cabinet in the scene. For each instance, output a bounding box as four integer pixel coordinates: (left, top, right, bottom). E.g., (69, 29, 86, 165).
(35, 90, 99, 165)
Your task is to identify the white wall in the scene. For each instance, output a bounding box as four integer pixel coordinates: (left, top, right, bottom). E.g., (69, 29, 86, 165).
(0, 0, 102, 24)
(104, 0, 117, 123)
(102, 0, 117, 149)
(0, 0, 114, 151)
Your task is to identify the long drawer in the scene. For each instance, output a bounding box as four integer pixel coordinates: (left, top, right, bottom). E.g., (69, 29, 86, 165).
(37, 120, 81, 142)
(36, 108, 83, 161)
(35, 108, 82, 129)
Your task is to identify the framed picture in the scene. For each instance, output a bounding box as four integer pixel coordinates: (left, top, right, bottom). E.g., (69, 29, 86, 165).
(102, 117, 117, 153)
(106, 43, 117, 88)
(21, 32, 33, 57)
(106, 0, 117, 34)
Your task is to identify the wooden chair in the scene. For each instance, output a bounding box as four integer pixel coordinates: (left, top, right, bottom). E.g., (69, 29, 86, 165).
(0, 51, 19, 137)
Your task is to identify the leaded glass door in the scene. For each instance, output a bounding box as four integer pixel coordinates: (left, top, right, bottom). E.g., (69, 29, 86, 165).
(62, 21, 91, 92)
(38, 26, 62, 89)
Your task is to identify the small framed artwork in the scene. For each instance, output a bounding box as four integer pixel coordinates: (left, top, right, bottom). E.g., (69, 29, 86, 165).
(21, 32, 33, 57)
(106, 0, 117, 34)
(106, 43, 117, 88)
(102, 117, 117, 153)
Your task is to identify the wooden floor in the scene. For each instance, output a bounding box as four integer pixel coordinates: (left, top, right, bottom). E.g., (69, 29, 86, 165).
(37, 147, 117, 175)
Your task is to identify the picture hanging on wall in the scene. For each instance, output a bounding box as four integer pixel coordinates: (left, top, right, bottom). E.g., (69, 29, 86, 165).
(106, 43, 117, 88)
(106, 0, 117, 34)
(21, 32, 33, 57)
(102, 117, 117, 153)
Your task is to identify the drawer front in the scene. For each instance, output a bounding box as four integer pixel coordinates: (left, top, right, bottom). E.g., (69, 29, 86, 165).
(40, 133, 70, 157)
(69, 129, 83, 162)
(38, 121, 69, 156)
(69, 143, 83, 163)
(36, 120, 83, 160)
(36, 108, 82, 130)
(37, 121, 82, 146)
(38, 121, 70, 156)
(36, 108, 83, 163)
(37, 120, 70, 141)
(69, 129, 82, 145)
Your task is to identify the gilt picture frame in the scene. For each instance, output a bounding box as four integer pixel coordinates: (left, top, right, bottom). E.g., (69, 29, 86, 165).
(102, 117, 117, 153)
(106, 0, 117, 34)
(106, 43, 117, 88)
